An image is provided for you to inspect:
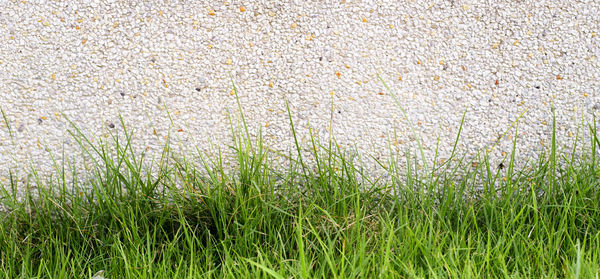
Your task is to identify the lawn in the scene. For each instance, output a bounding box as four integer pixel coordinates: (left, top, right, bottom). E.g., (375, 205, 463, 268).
(1, 84, 599, 278)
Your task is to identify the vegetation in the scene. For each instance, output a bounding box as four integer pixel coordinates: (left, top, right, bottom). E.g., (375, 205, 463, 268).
(0, 83, 599, 278)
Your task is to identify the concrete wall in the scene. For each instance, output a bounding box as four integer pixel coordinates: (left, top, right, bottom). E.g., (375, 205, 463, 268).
(1, 0, 599, 184)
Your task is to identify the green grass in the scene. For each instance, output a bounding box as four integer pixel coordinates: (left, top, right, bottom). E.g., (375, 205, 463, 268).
(0, 84, 599, 278)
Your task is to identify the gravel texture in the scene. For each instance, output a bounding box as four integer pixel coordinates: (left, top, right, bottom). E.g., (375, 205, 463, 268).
(1, 0, 599, 188)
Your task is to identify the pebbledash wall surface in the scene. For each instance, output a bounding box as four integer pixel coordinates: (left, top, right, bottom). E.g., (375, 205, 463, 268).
(0, 0, 599, 186)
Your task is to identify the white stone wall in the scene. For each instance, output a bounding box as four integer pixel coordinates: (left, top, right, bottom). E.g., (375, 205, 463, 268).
(1, 0, 599, 185)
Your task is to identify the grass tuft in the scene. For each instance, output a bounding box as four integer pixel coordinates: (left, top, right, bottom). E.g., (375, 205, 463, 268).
(1, 84, 599, 277)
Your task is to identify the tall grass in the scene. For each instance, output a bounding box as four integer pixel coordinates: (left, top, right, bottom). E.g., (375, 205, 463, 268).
(0, 84, 599, 277)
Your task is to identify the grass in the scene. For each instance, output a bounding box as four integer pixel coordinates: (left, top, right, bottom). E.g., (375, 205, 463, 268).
(0, 82, 599, 278)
